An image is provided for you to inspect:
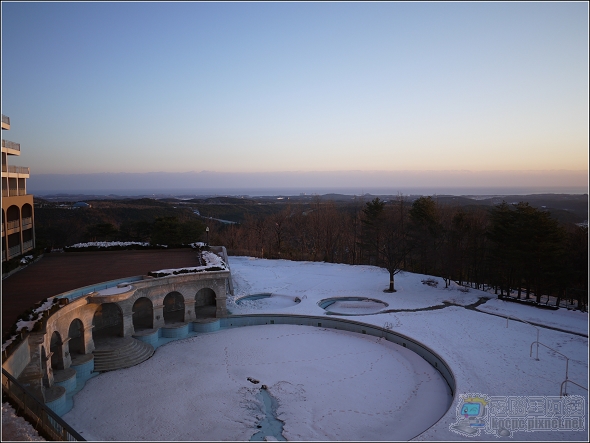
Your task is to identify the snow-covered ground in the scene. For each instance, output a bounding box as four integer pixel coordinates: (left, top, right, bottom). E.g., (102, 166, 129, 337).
(65, 241, 151, 248)
(1, 402, 45, 441)
(59, 257, 588, 441)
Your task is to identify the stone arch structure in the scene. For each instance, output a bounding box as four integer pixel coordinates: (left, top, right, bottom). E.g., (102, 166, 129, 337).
(50, 331, 64, 371)
(92, 303, 124, 340)
(2, 265, 232, 409)
(194, 288, 216, 319)
(68, 319, 85, 355)
(132, 297, 153, 331)
(163, 292, 185, 324)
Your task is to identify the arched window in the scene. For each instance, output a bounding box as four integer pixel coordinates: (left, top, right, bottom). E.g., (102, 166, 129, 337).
(22, 203, 33, 219)
(6, 205, 19, 223)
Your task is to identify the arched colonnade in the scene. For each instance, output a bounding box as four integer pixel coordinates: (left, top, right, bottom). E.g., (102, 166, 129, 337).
(37, 271, 229, 388)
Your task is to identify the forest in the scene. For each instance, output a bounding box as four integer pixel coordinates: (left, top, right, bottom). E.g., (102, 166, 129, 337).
(211, 196, 588, 310)
(30, 194, 588, 310)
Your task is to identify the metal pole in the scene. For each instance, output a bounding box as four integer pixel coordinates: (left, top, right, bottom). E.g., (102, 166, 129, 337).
(507, 315, 540, 360)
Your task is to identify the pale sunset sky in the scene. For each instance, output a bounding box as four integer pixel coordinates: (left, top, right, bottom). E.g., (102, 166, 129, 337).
(1, 1, 588, 193)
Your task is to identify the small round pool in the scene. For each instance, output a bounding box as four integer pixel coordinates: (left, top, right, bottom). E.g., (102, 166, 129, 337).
(233, 293, 302, 310)
(318, 297, 388, 315)
(236, 293, 274, 304)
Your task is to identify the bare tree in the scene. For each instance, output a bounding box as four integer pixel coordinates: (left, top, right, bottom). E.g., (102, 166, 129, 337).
(379, 195, 412, 292)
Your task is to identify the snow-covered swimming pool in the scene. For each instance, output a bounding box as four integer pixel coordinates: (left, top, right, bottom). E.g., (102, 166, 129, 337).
(231, 293, 302, 311)
(319, 297, 389, 315)
(63, 324, 452, 441)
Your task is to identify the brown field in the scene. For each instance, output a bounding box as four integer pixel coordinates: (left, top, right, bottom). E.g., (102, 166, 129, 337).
(1, 249, 200, 339)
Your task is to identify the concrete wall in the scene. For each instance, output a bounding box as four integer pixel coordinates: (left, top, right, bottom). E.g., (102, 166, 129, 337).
(1, 335, 31, 378)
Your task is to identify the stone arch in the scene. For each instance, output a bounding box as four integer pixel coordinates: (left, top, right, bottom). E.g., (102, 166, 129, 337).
(194, 287, 217, 319)
(132, 297, 153, 331)
(40, 346, 50, 388)
(50, 331, 64, 371)
(68, 319, 85, 355)
(92, 303, 124, 340)
(163, 291, 185, 324)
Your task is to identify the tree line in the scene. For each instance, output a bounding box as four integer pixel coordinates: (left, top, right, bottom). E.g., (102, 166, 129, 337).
(211, 196, 587, 310)
(83, 217, 206, 247)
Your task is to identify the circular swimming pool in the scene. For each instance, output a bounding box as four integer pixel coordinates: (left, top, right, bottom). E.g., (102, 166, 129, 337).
(319, 297, 388, 315)
(63, 324, 452, 441)
(233, 293, 302, 310)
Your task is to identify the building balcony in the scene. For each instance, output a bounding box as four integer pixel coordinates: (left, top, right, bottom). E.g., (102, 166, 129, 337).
(2, 139, 21, 153)
(3, 188, 28, 197)
(5, 165, 30, 175)
(6, 219, 20, 231)
(8, 244, 21, 258)
(1, 114, 10, 130)
(23, 240, 34, 253)
(22, 217, 33, 229)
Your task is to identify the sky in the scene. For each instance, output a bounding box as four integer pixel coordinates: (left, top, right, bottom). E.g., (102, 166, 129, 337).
(52, 256, 587, 441)
(1, 1, 589, 193)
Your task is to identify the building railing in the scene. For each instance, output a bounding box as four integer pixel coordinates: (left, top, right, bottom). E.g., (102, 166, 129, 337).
(529, 341, 586, 396)
(2, 189, 8, 197)
(6, 219, 20, 230)
(8, 245, 21, 257)
(2, 114, 10, 126)
(2, 368, 85, 441)
(7, 165, 29, 174)
(2, 139, 21, 151)
(22, 240, 34, 252)
(7, 187, 26, 196)
(22, 217, 33, 229)
(560, 379, 588, 397)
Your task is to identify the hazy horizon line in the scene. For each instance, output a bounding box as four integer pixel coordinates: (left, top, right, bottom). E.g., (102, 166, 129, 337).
(28, 169, 588, 197)
(32, 185, 589, 198)
(34, 168, 589, 174)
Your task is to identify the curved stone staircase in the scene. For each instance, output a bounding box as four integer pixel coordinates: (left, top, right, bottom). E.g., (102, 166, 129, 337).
(92, 337, 154, 372)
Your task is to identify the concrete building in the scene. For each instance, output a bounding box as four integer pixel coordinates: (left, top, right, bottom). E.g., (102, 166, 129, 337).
(2, 114, 35, 262)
